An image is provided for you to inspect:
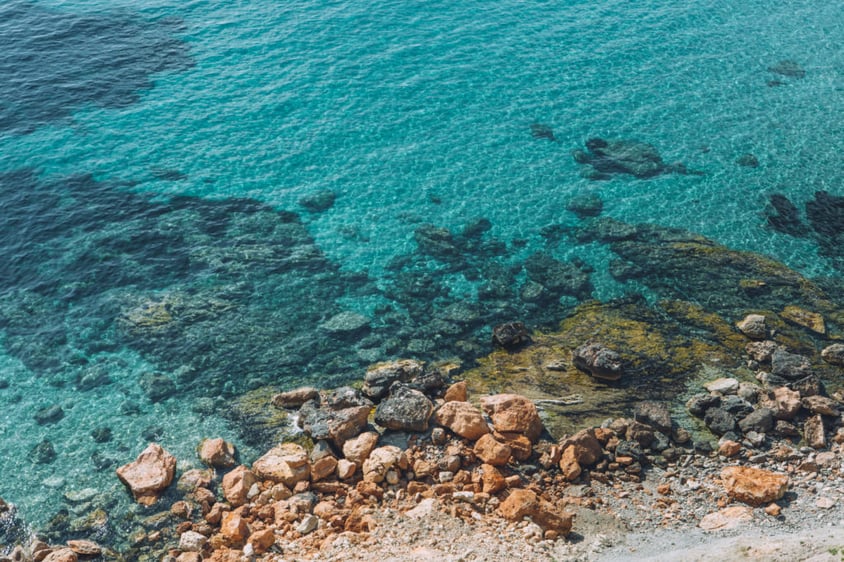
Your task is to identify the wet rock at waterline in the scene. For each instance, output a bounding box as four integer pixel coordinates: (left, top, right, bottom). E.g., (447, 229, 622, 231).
(115, 443, 176, 506)
(572, 342, 623, 381)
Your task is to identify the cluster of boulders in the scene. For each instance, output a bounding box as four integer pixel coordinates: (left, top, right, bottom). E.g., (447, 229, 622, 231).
(687, 314, 844, 456)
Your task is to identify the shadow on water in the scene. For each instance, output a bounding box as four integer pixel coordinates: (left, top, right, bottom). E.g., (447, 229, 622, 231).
(0, 1, 193, 134)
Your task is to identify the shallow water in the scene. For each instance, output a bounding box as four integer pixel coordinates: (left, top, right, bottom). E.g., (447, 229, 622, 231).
(1, 0, 843, 531)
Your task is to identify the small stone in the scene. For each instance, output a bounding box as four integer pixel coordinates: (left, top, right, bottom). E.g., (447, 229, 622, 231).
(296, 514, 319, 535)
(272, 387, 318, 408)
(718, 440, 741, 457)
(247, 528, 276, 554)
(704, 378, 739, 394)
(736, 315, 767, 339)
(34, 405, 64, 425)
(474, 463, 506, 494)
(558, 446, 582, 481)
(198, 438, 236, 468)
(816, 497, 835, 510)
(342, 432, 380, 465)
(336, 459, 357, 480)
(764, 503, 782, 517)
(178, 531, 208, 553)
(220, 511, 249, 545)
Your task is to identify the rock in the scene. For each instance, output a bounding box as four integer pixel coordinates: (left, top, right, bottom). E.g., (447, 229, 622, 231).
(336, 459, 357, 480)
(492, 322, 530, 350)
(475, 463, 506, 494)
(704, 378, 739, 394)
(720, 466, 788, 506)
(198, 438, 236, 468)
(179, 531, 208, 552)
(311, 455, 338, 482)
(297, 389, 372, 447)
(342, 432, 380, 465)
(698, 506, 753, 530)
(736, 153, 759, 168)
(804, 414, 826, 449)
(495, 432, 532, 461)
(247, 528, 276, 554)
(222, 465, 258, 506)
(252, 443, 310, 486)
(362, 446, 404, 483)
(298, 189, 336, 212)
(30, 439, 57, 464)
(704, 407, 737, 436)
(566, 193, 603, 218)
(821, 344, 844, 366)
(720, 395, 753, 418)
(374, 383, 433, 432)
(443, 381, 468, 402)
(765, 194, 808, 237)
(473, 434, 511, 466)
(116, 443, 176, 506)
(498, 489, 572, 535)
(572, 342, 623, 381)
(138, 372, 177, 403)
(530, 123, 556, 141)
(686, 393, 720, 417)
(558, 446, 582, 481)
(768, 60, 805, 78)
(780, 306, 825, 335)
(177, 468, 213, 493)
(432, 401, 490, 441)
(718, 440, 741, 457)
(746, 341, 779, 363)
(736, 314, 767, 339)
(575, 138, 669, 179)
(801, 395, 839, 416)
(524, 252, 592, 298)
(43, 549, 78, 562)
(220, 511, 249, 545)
(764, 503, 782, 517)
(633, 401, 672, 434)
(771, 386, 802, 420)
(479, 394, 543, 442)
(272, 387, 318, 409)
(66, 540, 101, 557)
(320, 311, 370, 335)
(738, 408, 774, 434)
(34, 404, 64, 425)
(771, 349, 812, 380)
(615, 440, 645, 463)
(363, 360, 425, 400)
(558, 428, 603, 466)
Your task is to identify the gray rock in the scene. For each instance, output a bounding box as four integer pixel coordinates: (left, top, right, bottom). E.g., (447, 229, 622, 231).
(804, 414, 826, 449)
(492, 322, 530, 350)
(320, 311, 370, 335)
(580, 138, 667, 178)
(34, 404, 64, 425)
(721, 395, 754, 418)
(703, 377, 739, 394)
(704, 407, 738, 436)
(768, 60, 805, 79)
(566, 193, 603, 218)
(363, 359, 425, 400)
(298, 190, 336, 212)
(296, 514, 319, 535)
(633, 401, 672, 434)
(738, 407, 774, 434)
(801, 395, 839, 416)
(297, 389, 373, 447)
(138, 372, 176, 403)
(374, 383, 433, 432)
(736, 314, 767, 339)
(615, 440, 645, 463)
(686, 393, 720, 417)
(745, 341, 778, 363)
(29, 439, 56, 464)
(771, 349, 812, 380)
(736, 153, 759, 168)
(572, 342, 623, 381)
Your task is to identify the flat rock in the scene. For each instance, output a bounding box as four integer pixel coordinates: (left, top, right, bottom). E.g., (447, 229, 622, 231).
(252, 443, 310, 486)
(771, 349, 812, 380)
(198, 437, 236, 468)
(699, 506, 753, 530)
(780, 305, 825, 335)
(272, 387, 318, 408)
(572, 342, 623, 381)
(704, 377, 739, 394)
(115, 443, 176, 506)
(363, 360, 424, 400)
(320, 311, 370, 334)
(721, 466, 788, 506)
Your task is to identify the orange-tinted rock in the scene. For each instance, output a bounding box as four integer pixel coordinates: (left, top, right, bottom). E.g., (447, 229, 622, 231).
(558, 445, 582, 481)
(721, 466, 789, 506)
(474, 463, 505, 494)
(473, 434, 511, 466)
(498, 489, 571, 535)
(718, 440, 741, 457)
(772, 386, 802, 420)
(272, 386, 318, 408)
(804, 414, 827, 449)
(246, 528, 275, 554)
(252, 443, 310, 486)
(310, 455, 338, 482)
(336, 459, 357, 480)
(220, 511, 250, 545)
(66, 540, 101, 557)
(342, 431, 379, 465)
(362, 446, 404, 483)
(559, 428, 603, 466)
(198, 438, 237, 468)
(221, 465, 257, 507)
(765, 503, 782, 517)
(801, 396, 839, 416)
(495, 432, 532, 461)
(698, 506, 753, 530)
(116, 443, 176, 506)
(43, 549, 78, 562)
(480, 394, 542, 442)
(177, 468, 214, 493)
(432, 401, 489, 441)
(443, 381, 468, 402)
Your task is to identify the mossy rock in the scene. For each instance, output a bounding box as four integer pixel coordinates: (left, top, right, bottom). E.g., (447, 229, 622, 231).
(224, 386, 297, 448)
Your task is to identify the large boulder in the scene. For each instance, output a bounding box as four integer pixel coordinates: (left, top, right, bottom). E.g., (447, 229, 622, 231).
(432, 401, 489, 441)
(374, 383, 433, 432)
(572, 342, 623, 381)
(252, 443, 310, 487)
(116, 443, 176, 506)
(821, 344, 844, 366)
(479, 394, 543, 442)
(720, 466, 788, 506)
(198, 438, 236, 468)
(771, 349, 812, 380)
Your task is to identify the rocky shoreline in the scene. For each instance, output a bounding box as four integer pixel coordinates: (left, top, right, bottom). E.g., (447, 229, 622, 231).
(3, 317, 844, 561)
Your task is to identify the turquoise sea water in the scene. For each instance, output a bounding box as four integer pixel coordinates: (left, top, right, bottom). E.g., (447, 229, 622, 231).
(1, 0, 843, 532)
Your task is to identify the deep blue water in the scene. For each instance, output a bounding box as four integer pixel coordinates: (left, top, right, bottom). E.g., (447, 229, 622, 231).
(1, 0, 843, 529)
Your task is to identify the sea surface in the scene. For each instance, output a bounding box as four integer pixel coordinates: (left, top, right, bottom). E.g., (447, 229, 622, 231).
(1, 0, 843, 532)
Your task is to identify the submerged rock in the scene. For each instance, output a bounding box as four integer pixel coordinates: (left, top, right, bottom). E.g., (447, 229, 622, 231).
(320, 311, 370, 335)
(492, 322, 530, 350)
(530, 123, 556, 142)
(298, 189, 336, 212)
(767, 59, 805, 78)
(736, 153, 759, 168)
(566, 193, 603, 218)
(572, 138, 695, 179)
(765, 194, 807, 236)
